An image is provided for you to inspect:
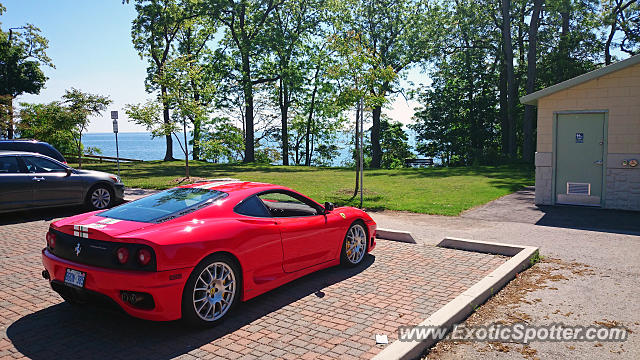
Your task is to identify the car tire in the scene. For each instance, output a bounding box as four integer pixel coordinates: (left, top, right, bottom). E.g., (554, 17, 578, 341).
(86, 184, 114, 211)
(181, 254, 241, 327)
(340, 221, 368, 267)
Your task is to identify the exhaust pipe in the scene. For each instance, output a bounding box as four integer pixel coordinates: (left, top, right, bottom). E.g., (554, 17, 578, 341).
(42, 270, 50, 280)
(121, 291, 143, 305)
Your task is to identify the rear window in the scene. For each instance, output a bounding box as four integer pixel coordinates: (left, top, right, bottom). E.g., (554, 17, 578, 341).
(100, 187, 227, 223)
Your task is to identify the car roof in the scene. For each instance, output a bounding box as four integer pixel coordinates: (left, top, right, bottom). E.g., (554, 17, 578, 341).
(179, 180, 290, 194)
(0, 150, 41, 156)
(0, 139, 41, 142)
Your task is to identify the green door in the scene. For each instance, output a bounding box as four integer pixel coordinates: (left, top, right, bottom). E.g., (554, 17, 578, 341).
(555, 113, 605, 206)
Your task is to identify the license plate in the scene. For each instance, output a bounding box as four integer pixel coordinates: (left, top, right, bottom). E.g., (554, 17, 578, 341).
(64, 268, 86, 288)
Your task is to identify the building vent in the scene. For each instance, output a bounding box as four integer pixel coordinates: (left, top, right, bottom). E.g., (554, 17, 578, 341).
(567, 182, 591, 195)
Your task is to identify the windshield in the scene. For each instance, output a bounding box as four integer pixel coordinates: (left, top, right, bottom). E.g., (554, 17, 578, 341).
(100, 187, 227, 223)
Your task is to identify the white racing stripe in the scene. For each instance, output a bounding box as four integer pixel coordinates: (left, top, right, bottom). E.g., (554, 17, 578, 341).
(195, 181, 243, 189)
(73, 223, 107, 238)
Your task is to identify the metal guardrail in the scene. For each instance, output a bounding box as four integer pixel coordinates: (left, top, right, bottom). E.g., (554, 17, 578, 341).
(63, 153, 144, 163)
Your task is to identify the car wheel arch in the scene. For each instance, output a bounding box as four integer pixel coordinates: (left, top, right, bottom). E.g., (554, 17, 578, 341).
(85, 181, 115, 201)
(346, 218, 369, 248)
(183, 250, 245, 300)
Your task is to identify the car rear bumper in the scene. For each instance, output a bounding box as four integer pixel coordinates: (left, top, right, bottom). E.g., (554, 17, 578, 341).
(42, 249, 192, 321)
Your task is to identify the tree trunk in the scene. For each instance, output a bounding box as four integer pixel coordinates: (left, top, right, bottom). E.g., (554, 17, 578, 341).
(499, 57, 509, 155)
(558, 0, 571, 80)
(353, 104, 360, 198)
(7, 96, 14, 139)
(242, 53, 255, 163)
(605, 0, 622, 65)
(161, 85, 175, 161)
(77, 135, 83, 169)
(371, 105, 382, 168)
(183, 119, 189, 177)
(501, 0, 517, 158)
(192, 90, 201, 161)
(523, 0, 544, 163)
(304, 67, 320, 166)
(279, 78, 289, 166)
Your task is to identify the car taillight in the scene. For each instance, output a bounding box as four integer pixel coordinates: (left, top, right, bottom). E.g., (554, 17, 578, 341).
(116, 247, 129, 264)
(137, 248, 152, 266)
(46, 231, 56, 249)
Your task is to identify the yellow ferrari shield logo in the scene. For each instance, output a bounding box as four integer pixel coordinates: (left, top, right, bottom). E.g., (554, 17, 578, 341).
(339, 213, 346, 219)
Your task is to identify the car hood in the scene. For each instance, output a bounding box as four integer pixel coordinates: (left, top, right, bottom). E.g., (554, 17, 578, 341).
(74, 169, 114, 178)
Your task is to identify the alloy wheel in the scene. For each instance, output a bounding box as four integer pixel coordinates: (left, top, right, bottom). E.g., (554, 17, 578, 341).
(345, 224, 367, 264)
(91, 187, 111, 209)
(192, 262, 236, 321)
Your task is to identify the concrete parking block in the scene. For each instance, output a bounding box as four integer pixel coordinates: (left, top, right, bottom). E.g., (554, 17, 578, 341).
(375, 228, 416, 243)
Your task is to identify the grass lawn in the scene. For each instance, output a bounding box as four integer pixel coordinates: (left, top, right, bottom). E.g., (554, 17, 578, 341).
(74, 161, 534, 216)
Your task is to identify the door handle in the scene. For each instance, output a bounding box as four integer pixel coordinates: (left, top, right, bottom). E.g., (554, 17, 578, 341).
(32, 177, 45, 181)
(593, 160, 603, 165)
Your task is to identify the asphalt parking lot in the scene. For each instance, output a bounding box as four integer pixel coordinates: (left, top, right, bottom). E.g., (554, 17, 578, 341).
(0, 207, 507, 360)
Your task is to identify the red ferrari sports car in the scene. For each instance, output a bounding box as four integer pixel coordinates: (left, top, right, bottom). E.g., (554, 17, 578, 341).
(41, 180, 376, 325)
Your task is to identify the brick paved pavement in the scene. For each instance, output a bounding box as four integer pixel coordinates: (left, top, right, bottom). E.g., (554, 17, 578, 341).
(0, 207, 507, 360)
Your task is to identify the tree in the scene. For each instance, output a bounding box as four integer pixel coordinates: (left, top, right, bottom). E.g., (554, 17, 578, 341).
(0, 5, 53, 138)
(522, 0, 545, 163)
(216, 0, 282, 163)
(378, 117, 412, 168)
(174, 13, 218, 160)
(130, 0, 198, 161)
(267, 0, 323, 165)
(199, 117, 245, 163)
(62, 88, 112, 168)
(337, 0, 441, 168)
(158, 55, 217, 177)
(411, 0, 501, 165)
(537, 0, 603, 86)
(603, 0, 639, 64)
(16, 102, 76, 154)
(501, 0, 517, 158)
(328, 29, 395, 203)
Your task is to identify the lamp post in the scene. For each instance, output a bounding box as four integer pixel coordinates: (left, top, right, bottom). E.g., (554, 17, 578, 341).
(111, 111, 120, 176)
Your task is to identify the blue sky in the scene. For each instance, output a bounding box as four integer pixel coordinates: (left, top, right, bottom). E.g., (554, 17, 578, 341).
(3, 0, 422, 133)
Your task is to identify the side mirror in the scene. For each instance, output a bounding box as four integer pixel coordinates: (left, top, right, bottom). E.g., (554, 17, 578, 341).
(324, 202, 335, 213)
(65, 168, 73, 177)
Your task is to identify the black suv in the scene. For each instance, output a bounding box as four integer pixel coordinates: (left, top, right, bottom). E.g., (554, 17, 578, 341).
(0, 139, 67, 163)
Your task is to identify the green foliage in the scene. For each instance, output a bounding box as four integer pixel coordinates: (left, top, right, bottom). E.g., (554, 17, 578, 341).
(378, 118, 412, 169)
(411, 0, 500, 166)
(16, 102, 76, 154)
(16, 88, 111, 158)
(125, 100, 174, 137)
(61, 88, 112, 157)
(199, 117, 244, 163)
(313, 144, 340, 166)
(0, 6, 54, 137)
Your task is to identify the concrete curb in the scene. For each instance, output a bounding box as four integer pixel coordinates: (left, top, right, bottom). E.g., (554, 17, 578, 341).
(376, 228, 416, 243)
(373, 237, 539, 360)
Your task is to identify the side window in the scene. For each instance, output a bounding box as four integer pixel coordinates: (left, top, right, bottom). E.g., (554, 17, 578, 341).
(0, 156, 21, 174)
(258, 192, 319, 217)
(234, 195, 271, 217)
(22, 156, 67, 173)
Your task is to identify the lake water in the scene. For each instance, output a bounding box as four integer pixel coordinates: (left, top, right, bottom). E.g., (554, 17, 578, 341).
(82, 132, 192, 161)
(82, 132, 355, 165)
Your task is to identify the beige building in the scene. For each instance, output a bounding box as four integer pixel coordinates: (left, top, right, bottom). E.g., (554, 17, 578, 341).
(521, 54, 640, 211)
